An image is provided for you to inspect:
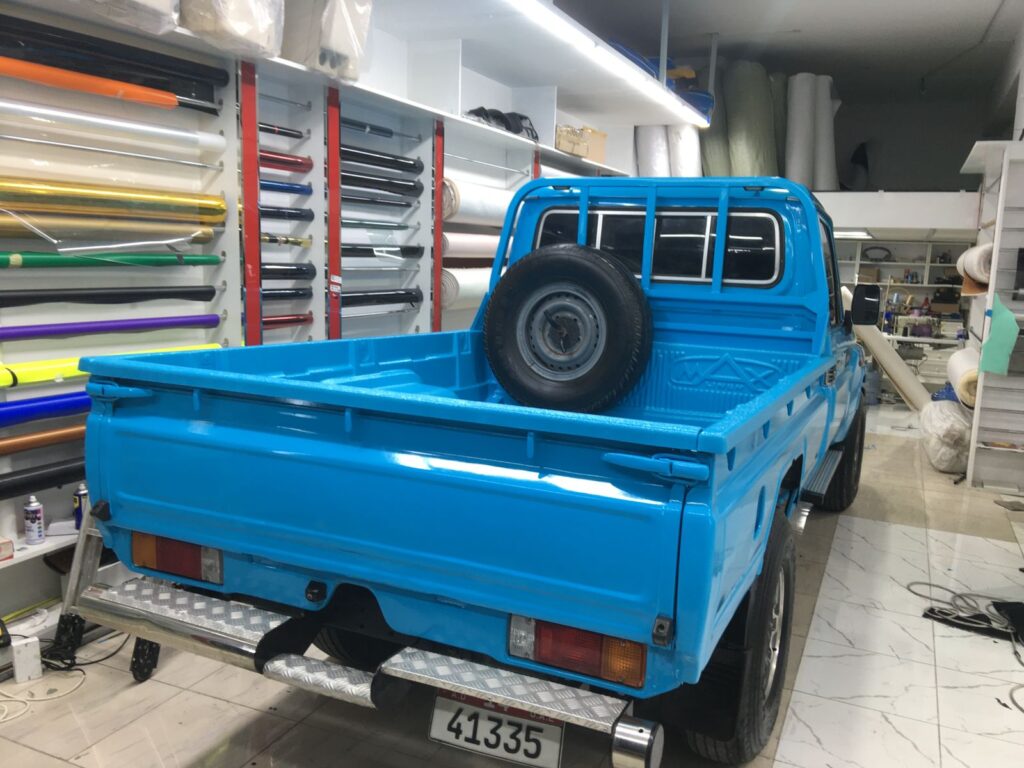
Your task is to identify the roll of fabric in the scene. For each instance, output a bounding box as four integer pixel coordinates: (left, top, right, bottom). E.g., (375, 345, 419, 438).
(342, 145, 424, 175)
(0, 215, 215, 242)
(769, 72, 788, 173)
(724, 61, 778, 176)
(701, 69, 731, 177)
(259, 205, 314, 222)
(813, 75, 840, 191)
(261, 262, 316, 280)
(342, 171, 423, 197)
(261, 287, 313, 301)
(0, 286, 217, 307)
(262, 312, 312, 329)
(947, 347, 980, 407)
(956, 243, 993, 284)
(0, 252, 220, 269)
(667, 124, 702, 177)
(635, 126, 671, 177)
(785, 73, 817, 187)
(0, 424, 85, 457)
(0, 176, 227, 223)
(260, 180, 313, 196)
(343, 288, 423, 308)
(0, 458, 85, 501)
(442, 177, 516, 227)
(442, 232, 500, 260)
(0, 392, 91, 429)
(440, 268, 491, 311)
(0, 313, 221, 342)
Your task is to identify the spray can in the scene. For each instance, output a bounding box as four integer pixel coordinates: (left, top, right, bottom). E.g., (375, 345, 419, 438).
(72, 483, 89, 530)
(23, 496, 45, 545)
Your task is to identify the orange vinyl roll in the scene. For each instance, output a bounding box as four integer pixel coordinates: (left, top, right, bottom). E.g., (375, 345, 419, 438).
(0, 424, 85, 456)
(0, 56, 179, 109)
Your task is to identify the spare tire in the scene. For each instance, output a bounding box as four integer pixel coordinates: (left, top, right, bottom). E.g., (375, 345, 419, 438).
(483, 243, 652, 412)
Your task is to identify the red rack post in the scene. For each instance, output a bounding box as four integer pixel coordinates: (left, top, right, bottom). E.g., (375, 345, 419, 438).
(432, 119, 445, 333)
(532, 149, 541, 179)
(239, 61, 263, 346)
(326, 86, 343, 339)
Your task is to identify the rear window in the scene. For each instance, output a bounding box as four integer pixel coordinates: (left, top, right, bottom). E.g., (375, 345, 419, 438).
(536, 208, 781, 285)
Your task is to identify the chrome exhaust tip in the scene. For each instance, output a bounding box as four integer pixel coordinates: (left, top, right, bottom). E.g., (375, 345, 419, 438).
(610, 715, 664, 768)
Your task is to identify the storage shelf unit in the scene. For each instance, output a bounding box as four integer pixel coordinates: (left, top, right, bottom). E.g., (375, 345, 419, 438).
(0, 532, 78, 572)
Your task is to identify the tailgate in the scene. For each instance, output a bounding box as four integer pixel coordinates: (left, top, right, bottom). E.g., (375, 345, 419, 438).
(86, 382, 691, 644)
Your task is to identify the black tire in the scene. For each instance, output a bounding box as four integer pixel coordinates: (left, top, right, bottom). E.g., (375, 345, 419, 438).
(483, 244, 652, 412)
(683, 508, 796, 764)
(313, 627, 402, 671)
(818, 398, 866, 512)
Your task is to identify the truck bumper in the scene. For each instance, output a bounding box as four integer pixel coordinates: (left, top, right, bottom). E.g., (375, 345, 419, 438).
(65, 518, 663, 768)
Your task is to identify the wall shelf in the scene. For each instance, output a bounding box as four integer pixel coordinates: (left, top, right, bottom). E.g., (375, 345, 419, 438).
(0, 533, 77, 572)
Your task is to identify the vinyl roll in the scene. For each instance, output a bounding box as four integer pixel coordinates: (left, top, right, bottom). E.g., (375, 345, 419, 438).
(0, 285, 216, 307)
(0, 252, 221, 269)
(262, 312, 313, 329)
(342, 192, 411, 209)
(442, 177, 515, 227)
(537, 165, 574, 179)
(260, 179, 312, 196)
(342, 245, 423, 259)
(785, 73, 817, 187)
(0, 55, 178, 109)
(956, 243, 993, 284)
(947, 347, 980, 407)
(442, 232, 499, 260)
(342, 171, 423, 197)
(0, 458, 85, 501)
(0, 176, 227, 223)
(343, 288, 423, 308)
(635, 126, 671, 177)
(261, 233, 312, 247)
(769, 72, 788, 172)
(261, 262, 316, 280)
(0, 424, 85, 457)
(0, 392, 91, 428)
(0, 313, 221, 342)
(0, 215, 215, 243)
(342, 145, 424, 175)
(724, 60, 778, 176)
(440, 268, 491, 311)
(259, 149, 314, 173)
(261, 287, 313, 301)
(701, 71, 731, 177)
(813, 75, 840, 191)
(259, 205, 314, 222)
(667, 124, 702, 177)
(259, 122, 304, 139)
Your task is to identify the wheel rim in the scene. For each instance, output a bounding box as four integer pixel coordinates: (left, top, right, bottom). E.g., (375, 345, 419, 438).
(763, 567, 786, 699)
(515, 282, 607, 382)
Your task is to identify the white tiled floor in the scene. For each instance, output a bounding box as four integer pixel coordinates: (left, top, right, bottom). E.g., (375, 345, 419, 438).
(1, 410, 1021, 768)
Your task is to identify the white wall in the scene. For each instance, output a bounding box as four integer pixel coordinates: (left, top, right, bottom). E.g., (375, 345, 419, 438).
(834, 99, 988, 192)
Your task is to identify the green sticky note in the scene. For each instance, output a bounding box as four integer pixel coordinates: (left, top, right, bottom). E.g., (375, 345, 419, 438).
(979, 294, 1021, 375)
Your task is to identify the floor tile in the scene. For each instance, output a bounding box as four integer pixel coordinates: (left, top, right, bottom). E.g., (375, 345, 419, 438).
(845, 483, 928, 528)
(190, 662, 322, 721)
(807, 596, 935, 664)
(939, 726, 1024, 768)
(833, 516, 928, 554)
(1012, 521, 1024, 551)
(928, 552, 1024, 599)
(818, 537, 930, 616)
(799, 512, 839, 543)
(933, 625, 1024, 685)
(68, 689, 294, 768)
(926, 530, 1023, 568)
(923, 491, 1003, 518)
(793, 639, 938, 723)
(77, 635, 225, 690)
(245, 721, 362, 767)
(0, 737, 73, 767)
(923, 508, 1017, 541)
(792, 592, 817, 638)
(795, 549, 827, 597)
(776, 692, 940, 768)
(784, 634, 806, 692)
(935, 667, 1024, 747)
(793, 529, 834, 564)
(0, 664, 179, 760)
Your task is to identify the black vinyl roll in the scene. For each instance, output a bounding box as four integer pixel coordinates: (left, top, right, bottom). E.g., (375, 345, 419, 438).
(0, 457, 85, 501)
(259, 205, 315, 222)
(261, 287, 314, 301)
(341, 171, 423, 197)
(342, 192, 412, 209)
(0, 286, 217, 308)
(261, 262, 316, 280)
(343, 288, 423, 307)
(341, 145, 424, 175)
(342, 245, 424, 259)
(259, 122, 305, 140)
(340, 116, 393, 138)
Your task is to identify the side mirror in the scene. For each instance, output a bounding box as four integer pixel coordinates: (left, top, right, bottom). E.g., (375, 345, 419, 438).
(850, 284, 881, 326)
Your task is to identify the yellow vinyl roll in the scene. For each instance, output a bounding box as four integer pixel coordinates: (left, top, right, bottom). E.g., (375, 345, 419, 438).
(0, 344, 219, 389)
(0, 213, 216, 243)
(0, 176, 227, 224)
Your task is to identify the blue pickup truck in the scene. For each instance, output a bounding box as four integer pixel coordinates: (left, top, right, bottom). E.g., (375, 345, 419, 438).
(63, 177, 878, 768)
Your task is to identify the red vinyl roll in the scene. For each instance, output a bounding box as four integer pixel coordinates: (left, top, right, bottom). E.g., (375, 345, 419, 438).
(259, 149, 314, 173)
(262, 312, 313, 329)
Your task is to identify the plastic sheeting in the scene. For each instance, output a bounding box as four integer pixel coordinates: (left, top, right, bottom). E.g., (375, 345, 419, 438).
(180, 0, 284, 58)
(701, 70, 731, 177)
(920, 400, 971, 474)
(785, 73, 816, 187)
(635, 126, 671, 177)
(440, 268, 491, 311)
(281, 0, 373, 79)
(667, 124, 702, 177)
(442, 176, 516, 227)
(71, 0, 179, 35)
(957, 243, 993, 284)
(442, 232, 499, 260)
(946, 347, 980, 407)
(724, 61, 777, 176)
(813, 75, 840, 191)
(770, 72, 788, 174)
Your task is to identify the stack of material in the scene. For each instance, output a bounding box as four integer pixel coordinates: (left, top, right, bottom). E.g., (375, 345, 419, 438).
(785, 72, 840, 190)
(723, 61, 777, 176)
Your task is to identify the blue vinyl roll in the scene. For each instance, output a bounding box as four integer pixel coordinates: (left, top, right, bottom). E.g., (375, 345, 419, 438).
(0, 391, 91, 428)
(260, 179, 313, 196)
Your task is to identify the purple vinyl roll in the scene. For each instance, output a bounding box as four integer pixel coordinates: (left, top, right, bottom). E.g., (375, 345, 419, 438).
(0, 314, 220, 342)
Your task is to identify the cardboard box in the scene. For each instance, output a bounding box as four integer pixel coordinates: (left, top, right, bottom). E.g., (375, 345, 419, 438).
(929, 302, 960, 315)
(555, 125, 607, 163)
(858, 266, 881, 283)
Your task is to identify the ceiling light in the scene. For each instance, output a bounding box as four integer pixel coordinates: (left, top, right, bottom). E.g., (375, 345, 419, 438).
(833, 229, 874, 240)
(504, 0, 710, 128)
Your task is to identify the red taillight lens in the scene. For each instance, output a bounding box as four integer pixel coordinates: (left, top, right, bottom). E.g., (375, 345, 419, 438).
(132, 532, 222, 584)
(535, 622, 604, 678)
(514, 617, 647, 688)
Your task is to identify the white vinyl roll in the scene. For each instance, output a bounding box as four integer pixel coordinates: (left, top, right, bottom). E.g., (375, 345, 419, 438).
(442, 177, 516, 227)
(538, 165, 574, 178)
(442, 232, 500, 260)
(946, 347, 980, 407)
(813, 75, 840, 191)
(840, 287, 931, 411)
(701, 71, 731, 177)
(769, 72, 788, 174)
(635, 126, 671, 177)
(667, 124, 702, 177)
(785, 73, 817, 187)
(957, 243, 993, 284)
(441, 268, 492, 311)
(724, 61, 778, 176)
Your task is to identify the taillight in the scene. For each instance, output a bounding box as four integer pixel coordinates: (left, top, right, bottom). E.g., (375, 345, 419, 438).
(508, 615, 646, 688)
(132, 532, 223, 584)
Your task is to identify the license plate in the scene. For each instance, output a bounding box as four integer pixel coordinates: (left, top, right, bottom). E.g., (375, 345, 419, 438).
(429, 691, 563, 767)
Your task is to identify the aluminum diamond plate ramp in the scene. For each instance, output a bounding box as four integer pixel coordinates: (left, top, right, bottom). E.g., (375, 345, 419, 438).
(83, 577, 287, 646)
(264, 654, 375, 707)
(381, 648, 628, 732)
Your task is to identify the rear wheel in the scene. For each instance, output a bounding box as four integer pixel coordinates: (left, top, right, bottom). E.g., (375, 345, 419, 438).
(818, 398, 866, 512)
(313, 627, 402, 671)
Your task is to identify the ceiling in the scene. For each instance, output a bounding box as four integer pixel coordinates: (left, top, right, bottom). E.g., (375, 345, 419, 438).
(554, 0, 1024, 102)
